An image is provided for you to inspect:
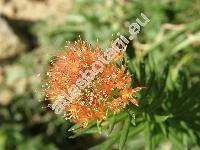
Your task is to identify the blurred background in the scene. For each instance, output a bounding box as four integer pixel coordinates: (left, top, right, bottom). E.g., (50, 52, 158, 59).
(0, 0, 199, 150)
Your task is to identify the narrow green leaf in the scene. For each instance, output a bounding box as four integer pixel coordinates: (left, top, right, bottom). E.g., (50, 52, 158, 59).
(154, 114, 173, 123)
(145, 122, 152, 150)
(160, 123, 168, 137)
(91, 123, 145, 150)
(68, 123, 82, 131)
(169, 132, 184, 149)
(108, 114, 116, 134)
(70, 119, 97, 133)
(97, 120, 102, 133)
(68, 127, 99, 139)
(119, 116, 131, 150)
(89, 132, 121, 150)
(128, 123, 145, 138)
(131, 115, 136, 126)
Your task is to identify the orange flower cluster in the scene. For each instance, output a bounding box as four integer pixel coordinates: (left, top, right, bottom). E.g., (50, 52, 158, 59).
(45, 40, 142, 127)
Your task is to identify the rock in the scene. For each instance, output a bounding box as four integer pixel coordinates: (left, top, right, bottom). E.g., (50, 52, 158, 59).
(0, 17, 27, 60)
(0, 89, 12, 106)
(5, 65, 27, 94)
(0, 0, 72, 22)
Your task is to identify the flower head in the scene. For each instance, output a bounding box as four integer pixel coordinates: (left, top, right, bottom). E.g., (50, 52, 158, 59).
(44, 39, 142, 127)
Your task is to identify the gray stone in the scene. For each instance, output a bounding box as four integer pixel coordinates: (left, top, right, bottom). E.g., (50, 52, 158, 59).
(0, 17, 27, 60)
